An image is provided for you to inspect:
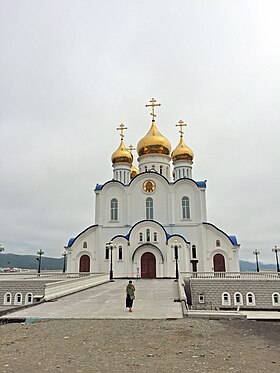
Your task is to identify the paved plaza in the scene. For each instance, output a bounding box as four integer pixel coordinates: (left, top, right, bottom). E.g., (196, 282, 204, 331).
(2, 279, 183, 320)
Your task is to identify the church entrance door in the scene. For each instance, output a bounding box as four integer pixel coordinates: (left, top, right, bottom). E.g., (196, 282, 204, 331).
(79, 254, 90, 272)
(141, 252, 156, 278)
(213, 253, 225, 272)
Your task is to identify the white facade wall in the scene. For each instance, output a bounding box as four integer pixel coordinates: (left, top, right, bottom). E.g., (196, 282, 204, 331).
(66, 171, 240, 276)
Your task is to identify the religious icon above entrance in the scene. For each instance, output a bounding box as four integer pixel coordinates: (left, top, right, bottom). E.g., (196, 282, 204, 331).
(143, 180, 156, 193)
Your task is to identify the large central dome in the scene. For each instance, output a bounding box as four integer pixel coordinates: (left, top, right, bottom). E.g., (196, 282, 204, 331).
(137, 121, 171, 156)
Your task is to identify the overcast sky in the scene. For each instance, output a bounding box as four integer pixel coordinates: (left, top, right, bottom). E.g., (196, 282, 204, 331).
(0, 0, 279, 265)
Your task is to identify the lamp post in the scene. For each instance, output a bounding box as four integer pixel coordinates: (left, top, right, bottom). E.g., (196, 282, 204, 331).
(36, 249, 44, 274)
(0, 244, 4, 253)
(172, 240, 180, 282)
(253, 249, 260, 273)
(272, 246, 280, 273)
(106, 242, 116, 281)
(62, 250, 67, 273)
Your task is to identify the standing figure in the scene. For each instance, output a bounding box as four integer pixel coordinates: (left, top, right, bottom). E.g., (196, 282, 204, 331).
(126, 280, 135, 312)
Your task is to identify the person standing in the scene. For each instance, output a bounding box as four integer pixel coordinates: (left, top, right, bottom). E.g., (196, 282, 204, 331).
(126, 280, 135, 312)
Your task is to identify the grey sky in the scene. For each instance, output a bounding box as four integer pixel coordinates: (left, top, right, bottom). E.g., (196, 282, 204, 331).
(0, 0, 279, 264)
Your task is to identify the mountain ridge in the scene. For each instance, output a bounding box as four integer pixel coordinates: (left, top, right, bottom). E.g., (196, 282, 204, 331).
(0, 253, 277, 272)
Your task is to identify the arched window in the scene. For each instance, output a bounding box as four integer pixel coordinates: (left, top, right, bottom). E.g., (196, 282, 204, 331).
(182, 196, 190, 219)
(222, 292, 231, 306)
(216, 240, 221, 247)
(118, 246, 123, 260)
(146, 197, 153, 220)
(14, 293, 22, 305)
(234, 292, 243, 306)
(153, 232, 157, 242)
(160, 166, 163, 174)
(192, 245, 197, 259)
(25, 293, 33, 305)
(246, 292, 256, 306)
(110, 198, 118, 221)
(139, 233, 143, 242)
(272, 292, 280, 306)
(146, 229, 151, 242)
(83, 242, 87, 249)
(105, 247, 109, 260)
(4, 292, 12, 305)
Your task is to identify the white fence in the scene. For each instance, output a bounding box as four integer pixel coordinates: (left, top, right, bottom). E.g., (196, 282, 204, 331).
(181, 272, 280, 280)
(44, 273, 109, 301)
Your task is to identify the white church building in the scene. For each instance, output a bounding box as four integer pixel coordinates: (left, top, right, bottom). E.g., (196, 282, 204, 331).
(65, 98, 240, 278)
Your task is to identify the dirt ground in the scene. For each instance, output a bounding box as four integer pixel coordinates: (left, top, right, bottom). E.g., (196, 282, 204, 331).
(0, 318, 279, 373)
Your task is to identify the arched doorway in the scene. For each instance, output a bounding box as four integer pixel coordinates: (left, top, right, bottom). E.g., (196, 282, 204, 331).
(213, 253, 226, 272)
(79, 254, 90, 272)
(141, 252, 156, 278)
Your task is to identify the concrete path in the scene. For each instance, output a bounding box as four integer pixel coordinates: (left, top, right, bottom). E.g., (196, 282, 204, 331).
(2, 279, 183, 320)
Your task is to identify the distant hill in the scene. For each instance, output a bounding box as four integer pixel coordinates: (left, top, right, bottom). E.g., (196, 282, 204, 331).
(0, 253, 63, 270)
(0, 253, 277, 272)
(239, 260, 275, 272)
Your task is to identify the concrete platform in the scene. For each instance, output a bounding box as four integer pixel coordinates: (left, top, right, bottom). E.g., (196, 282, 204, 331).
(1, 279, 183, 320)
(240, 310, 280, 320)
(186, 310, 246, 319)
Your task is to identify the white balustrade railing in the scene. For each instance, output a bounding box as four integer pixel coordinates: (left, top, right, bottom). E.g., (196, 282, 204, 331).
(181, 272, 280, 280)
(0, 271, 107, 280)
(44, 273, 109, 301)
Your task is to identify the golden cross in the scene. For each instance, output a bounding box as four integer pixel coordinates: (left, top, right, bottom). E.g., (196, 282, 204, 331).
(116, 123, 128, 139)
(145, 97, 161, 120)
(176, 120, 187, 138)
(128, 145, 136, 153)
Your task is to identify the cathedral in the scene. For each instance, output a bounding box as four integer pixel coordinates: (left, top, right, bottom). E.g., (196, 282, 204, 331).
(65, 98, 240, 277)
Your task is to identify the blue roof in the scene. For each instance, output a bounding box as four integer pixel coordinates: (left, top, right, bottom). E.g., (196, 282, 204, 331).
(66, 225, 98, 247)
(229, 235, 238, 245)
(94, 184, 103, 190)
(67, 237, 75, 247)
(196, 180, 207, 188)
(203, 222, 239, 246)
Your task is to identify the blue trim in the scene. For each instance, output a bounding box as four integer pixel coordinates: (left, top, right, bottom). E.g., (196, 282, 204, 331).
(111, 234, 130, 241)
(203, 222, 239, 246)
(166, 233, 190, 244)
(66, 225, 98, 247)
(94, 180, 124, 191)
(111, 220, 190, 244)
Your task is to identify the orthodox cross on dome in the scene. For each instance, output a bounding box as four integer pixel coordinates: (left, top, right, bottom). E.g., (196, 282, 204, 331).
(145, 97, 161, 121)
(116, 123, 128, 139)
(176, 120, 187, 138)
(128, 145, 136, 153)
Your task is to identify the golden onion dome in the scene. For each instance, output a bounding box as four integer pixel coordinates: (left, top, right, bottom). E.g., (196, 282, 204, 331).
(171, 136, 194, 162)
(111, 139, 133, 165)
(130, 164, 139, 179)
(137, 121, 171, 156)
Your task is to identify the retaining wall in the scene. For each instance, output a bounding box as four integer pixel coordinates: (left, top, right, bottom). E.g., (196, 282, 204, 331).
(188, 278, 280, 310)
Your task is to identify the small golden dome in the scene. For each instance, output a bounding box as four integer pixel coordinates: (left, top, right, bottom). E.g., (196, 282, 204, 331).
(171, 136, 194, 162)
(130, 164, 139, 179)
(137, 121, 171, 156)
(111, 139, 133, 165)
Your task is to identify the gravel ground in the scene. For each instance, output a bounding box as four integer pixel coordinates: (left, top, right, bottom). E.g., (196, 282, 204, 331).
(0, 318, 279, 373)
